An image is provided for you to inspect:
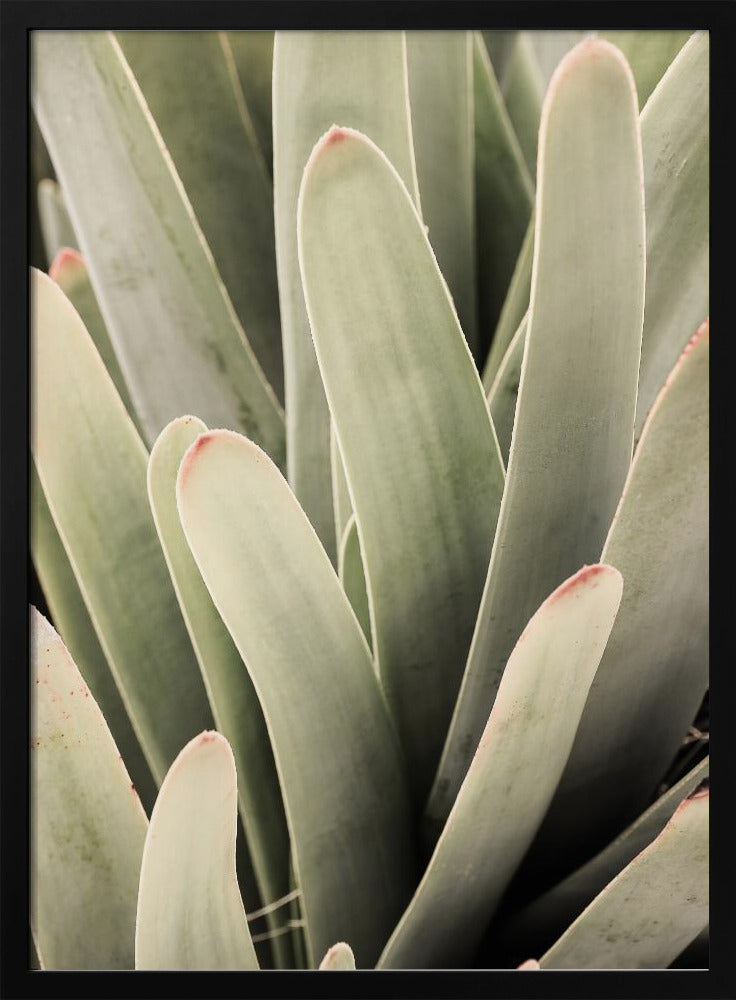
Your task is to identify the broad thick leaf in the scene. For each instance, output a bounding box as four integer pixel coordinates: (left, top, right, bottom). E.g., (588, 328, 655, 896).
(338, 516, 372, 649)
(319, 942, 356, 970)
(539, 782, 709, 969)
(117, 30, 283, 403)
(481, 213, 533, 392)
(298, 126, 504, 803)
(501, 757, 709, 961)
(32, 31, 284, 458)
(31, 609, 147, 969)
(427, 39, 645, 834)
(227, 30, 275, 172)
(407, 32, 478, 356)
(483, 32, 544, 178)
(601, 31, 691, 108)
(379, 566, 623, 969)
(37, 179, 77, 260)
(135, 732, 258, 970)
(635, 31, 709, 435)
(487, 313, 527, 463)
(473, 33, 534, 353)
(176, 429, 416, 967)
(529, 321, 708, 872)
(31, 461, 156, 814)
(330, 425, 353, 552)
(49, 249, 140, 432)
(32, 268, 213, 783)
(147, 416, 291, 958)
(273, 30, 419, 561)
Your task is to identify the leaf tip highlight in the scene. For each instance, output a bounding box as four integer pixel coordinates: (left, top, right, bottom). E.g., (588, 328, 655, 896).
(49, 247, 84, 284)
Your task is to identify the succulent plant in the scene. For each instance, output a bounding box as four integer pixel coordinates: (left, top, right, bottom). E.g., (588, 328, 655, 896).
(30, 27, 708, 972)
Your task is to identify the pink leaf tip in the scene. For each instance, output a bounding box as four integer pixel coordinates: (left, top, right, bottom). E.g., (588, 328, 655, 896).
(49, 247, 84, 284)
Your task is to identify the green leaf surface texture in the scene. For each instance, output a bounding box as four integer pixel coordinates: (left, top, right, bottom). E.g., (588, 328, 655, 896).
(31, 609, 148, 970)
(273, 30, 419, 561)
(176, 429, 417, 967)
(426, 39, 645, 834)
(298, 126, 505, 804)
(32, 268, 214, 784)
(135, 732, 259, 970)
(32, 31, 284, 458)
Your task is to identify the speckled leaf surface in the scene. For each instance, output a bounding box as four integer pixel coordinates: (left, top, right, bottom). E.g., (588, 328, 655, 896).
(32, 31, 284, 458)
(135, 732, 258, 970)
(176, 429, 416, 967)
(427, 39, 645, 833)
(379, 566, 623, 969)
(32, 269, 213, 784)
(273, 30, 418, 561)
(298, 127, 504, 803)
(31, 609, 148, 969)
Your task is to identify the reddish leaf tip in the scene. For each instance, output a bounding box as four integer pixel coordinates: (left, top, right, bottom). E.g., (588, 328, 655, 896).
(548, 564, 608, 604)
(178, 432, 216, 489)
(49, 247, 84, 283)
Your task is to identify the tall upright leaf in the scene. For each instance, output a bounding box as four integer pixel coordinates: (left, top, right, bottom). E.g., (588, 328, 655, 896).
(483, 32, 544, 178)
(635, 31, 709, 433)
(407, 32, 478, 356)
(528, 321, 709, 873)
(298, 127, 505, 803)
(177, 429, 416, 967)
(32, 31, 284, 459)
(117, 30, 283, 402)
(31, 609, 148, 970)
(379, 566, 623, 969)
(32, 269, 213, 783)
(136, 732, 259, 970)
(338, 516, 372, 649)
(273, 30, 419, 561)
(426, 39, 645, 834)
(147, 417, 291, 962)
(227, 31, 275, 172)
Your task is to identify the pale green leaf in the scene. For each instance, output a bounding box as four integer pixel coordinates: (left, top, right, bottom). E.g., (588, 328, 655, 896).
(176, 429, 416, 967)
(600, 30, 692, 108)
(32, 268, 213, 784)
(31, 460, 156, 815)
(227, 30, 274, 171)
(273, 30, 419, 561)
(473, 33, 534, 353)
(32, 31, 284, 459)
(117, 30, 283, 403)
(330, 424, 353, 553)
(379, 565, 623, 969)
(501, 757, 709, 961)
(338, 516, 372, 649)
(487, 312, 527, 463)
(37, 179, 77, 261)
(135, 732, 258, 970)
(484, 32, 544, 177)
(529, 321, 709, 874)
(147, 416, 291, 959)
(49, 248, 140, 433)
(427, 39, 645, 835)
(319, 942, 356, 970)
(635, 31, 709, 435)
(407, 31, 478, 356)
(539, 782, 709, 969)
(481, 214, 533, 392)
(298, 126, 505, 803)
(31, 608, 148, 970)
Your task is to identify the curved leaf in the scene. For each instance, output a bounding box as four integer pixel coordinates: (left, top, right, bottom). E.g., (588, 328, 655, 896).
(147, 417, 291, 960)
(176, 429, 416, 967)
(273, 30, 419, 560)
(31, 608, 147, 970)
(298, 126, 504, 802)
(32, 268, 213, 783)
(135, 732, 258, 970)
(32, 31, 284, 458)
(427, 38, 645, 833)
(539, 782, 709, 969)
(379, 565, 623, 969)
(338, 516, 372, 649)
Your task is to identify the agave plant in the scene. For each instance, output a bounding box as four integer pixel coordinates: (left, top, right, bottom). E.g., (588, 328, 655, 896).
(29, 27, 708, 972)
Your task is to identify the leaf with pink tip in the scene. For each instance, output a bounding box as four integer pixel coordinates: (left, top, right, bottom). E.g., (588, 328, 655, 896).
(378, 565, 623, 969)
(135, 732, 258, 970)
(319, 942, 356, 970)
